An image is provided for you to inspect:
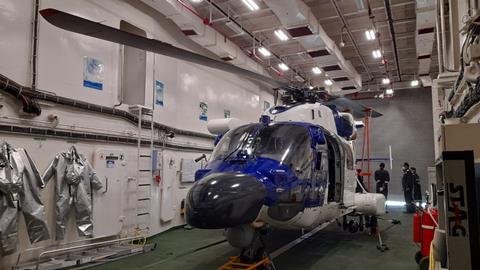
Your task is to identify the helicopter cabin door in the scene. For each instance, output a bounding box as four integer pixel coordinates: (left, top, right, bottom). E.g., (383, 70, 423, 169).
(325, 133, 345, 203)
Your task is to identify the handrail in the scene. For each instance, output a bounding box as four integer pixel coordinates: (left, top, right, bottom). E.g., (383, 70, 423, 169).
(35, 236, 143, 270)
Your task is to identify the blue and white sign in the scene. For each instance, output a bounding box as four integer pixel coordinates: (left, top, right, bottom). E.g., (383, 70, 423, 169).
(155, 80, 164, 107)
(199, 102, 208, 121)
(83, 57, 104, 90)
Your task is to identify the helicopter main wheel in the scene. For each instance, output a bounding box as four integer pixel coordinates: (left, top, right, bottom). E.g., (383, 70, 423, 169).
(419, 256, 429, 270)
(358, 215, 364, 232)
(414, 250, 423, 264)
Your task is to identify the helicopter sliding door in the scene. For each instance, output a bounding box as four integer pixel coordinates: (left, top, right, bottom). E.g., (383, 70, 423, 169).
(325, 133, 345, 203)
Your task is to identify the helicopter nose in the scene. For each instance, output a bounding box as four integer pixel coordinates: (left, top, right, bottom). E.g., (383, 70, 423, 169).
(186, 173, 266, 229)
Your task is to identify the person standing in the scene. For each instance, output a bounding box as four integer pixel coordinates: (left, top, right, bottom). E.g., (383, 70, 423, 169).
(411, 167, 422, 202)
(356, 168, 365, 193)
(374, 163, 390, 199)
(402, 162, 415, 213)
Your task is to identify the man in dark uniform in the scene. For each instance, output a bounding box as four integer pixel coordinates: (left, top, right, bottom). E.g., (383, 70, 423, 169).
(374, 163, 390, 199)
(411, 167, 422, 201)
(402, 162, 415, 213)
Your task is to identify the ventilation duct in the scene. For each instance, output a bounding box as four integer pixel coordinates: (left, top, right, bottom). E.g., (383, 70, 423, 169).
(415, 0, 436, 80)
(263, 0, 362, 91)
(141, 0, 269, 77)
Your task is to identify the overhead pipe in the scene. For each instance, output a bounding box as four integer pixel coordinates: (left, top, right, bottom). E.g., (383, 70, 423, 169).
(0, 74, 214, 139)
(31, 0, 40, 91)
(383, 0, 402, 81)
(436, 0, 444, 74)
(204, 0, 308, 83)
(330, 0, 373, 80)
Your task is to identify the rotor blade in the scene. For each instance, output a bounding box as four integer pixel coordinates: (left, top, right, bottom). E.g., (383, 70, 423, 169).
(327, 97, 382, 118)
(329, 89, 360, 97)
(39, 8, 284, 87)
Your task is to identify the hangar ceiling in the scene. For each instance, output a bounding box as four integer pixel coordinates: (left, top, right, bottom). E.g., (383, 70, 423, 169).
(190, 0, 439, 92)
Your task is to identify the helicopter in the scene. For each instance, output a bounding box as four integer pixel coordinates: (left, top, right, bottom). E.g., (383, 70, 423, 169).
(185, 87, 386, 260)
(40, 9, 386, 263)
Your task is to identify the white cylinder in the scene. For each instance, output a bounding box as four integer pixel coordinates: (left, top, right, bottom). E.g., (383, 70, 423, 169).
(354, 193, 386, 216)
(206, 118, 244, 135)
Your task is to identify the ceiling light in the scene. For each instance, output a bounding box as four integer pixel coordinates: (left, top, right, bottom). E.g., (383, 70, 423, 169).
(385, 88, 394, 95)
(278, 63, 289, 71)
(372, 49, 382, 58)
(382, 78, 390, 85)
(411, 79, 419, 87)
(309, 85, 314, 90)
(258, 47, 271, 57)
(274, 29, 289, 41)
(312, 67, 322, 75)
(324, 79, 333, 86)
(190, 0, 203, 2)
(242, 0, 259, 11)
(365, 29, 376, 40)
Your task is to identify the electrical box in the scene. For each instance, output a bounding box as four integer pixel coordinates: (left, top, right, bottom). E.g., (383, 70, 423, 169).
(92, 149, 128, 237)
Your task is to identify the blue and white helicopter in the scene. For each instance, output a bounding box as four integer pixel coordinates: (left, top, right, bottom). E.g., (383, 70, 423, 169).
(186, 89, 386, 259)
(40, 9, 387, 263)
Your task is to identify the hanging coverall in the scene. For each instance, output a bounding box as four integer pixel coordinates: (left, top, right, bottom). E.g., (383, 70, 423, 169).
(42, 146, 103, 240)
(0, 142, 49, 256)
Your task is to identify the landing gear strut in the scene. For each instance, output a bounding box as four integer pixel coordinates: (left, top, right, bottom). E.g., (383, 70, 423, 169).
(240, 228, 269, 264)
(223, 226, 276, 270)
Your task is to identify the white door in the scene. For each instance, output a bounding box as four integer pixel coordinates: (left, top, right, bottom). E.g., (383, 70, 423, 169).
(92, 149, 128, 237)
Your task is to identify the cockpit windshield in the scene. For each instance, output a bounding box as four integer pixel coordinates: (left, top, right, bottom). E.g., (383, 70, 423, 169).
(211, 123, 313, 175)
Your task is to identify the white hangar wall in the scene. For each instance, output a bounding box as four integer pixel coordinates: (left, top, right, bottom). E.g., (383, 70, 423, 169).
(0, 0, 274, 267)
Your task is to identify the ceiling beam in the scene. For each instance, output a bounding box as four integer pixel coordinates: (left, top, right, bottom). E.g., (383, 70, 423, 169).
(330, 0, 373, 80)
(383, 0, 402, 81)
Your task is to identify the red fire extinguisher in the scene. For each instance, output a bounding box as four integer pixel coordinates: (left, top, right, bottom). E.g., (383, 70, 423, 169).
(413, 211, 422, 243)
(154, 174, 161, 184)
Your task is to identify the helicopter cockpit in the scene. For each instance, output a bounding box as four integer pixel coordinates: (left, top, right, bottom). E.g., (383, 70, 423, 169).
(210, 123, 314, 179)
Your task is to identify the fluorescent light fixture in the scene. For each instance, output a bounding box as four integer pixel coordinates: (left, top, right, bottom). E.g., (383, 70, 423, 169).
(312, 67, 322, 75)
(274, 29, 289, 41)
(324, 79, 333, 86)
(242, 0, 259, 11)
(278, 63, 289, 71)
(372, 49, 382, 58)
(385, 88, 394, 95)
(258, 47, 271, 57)
(411, 79, 419, 87)
(309, 85, 314, 90)
(382, 78, 390, 85)
(365, 29, 376, 40)
(190, 0, 203, 2)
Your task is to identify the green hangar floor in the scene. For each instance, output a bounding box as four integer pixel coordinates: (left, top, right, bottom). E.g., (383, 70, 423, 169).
(91, 207, 418, 270)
